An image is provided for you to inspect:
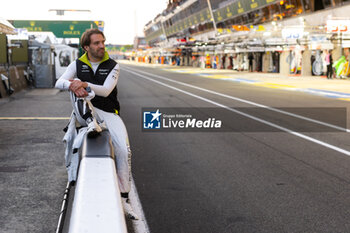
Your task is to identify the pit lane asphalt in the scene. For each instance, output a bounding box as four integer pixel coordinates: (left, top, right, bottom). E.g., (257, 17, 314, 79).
(0, 89, 70, 233)
(2, 62, 350, 232)
(120, 63, 350, 233)
(0, 88, 139, 233)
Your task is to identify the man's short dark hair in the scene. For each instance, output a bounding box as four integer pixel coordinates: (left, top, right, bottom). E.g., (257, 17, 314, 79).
(81, 29, 105, 51)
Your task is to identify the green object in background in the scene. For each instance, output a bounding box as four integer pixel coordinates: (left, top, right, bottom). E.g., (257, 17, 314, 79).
(333, 56, 346, 76)
(232, 1, 248, 14)
(0, 34, 7, 64)
(337, 62, 345, 76)
(10, 20, 102, 38)
(11, 40, 28, 63)
(333, 56, 345, 68)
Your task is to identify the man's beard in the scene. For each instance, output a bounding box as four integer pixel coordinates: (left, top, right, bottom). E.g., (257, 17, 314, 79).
(90, 48, 105, 60)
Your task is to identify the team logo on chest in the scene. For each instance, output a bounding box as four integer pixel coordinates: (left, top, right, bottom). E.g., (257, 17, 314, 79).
(81, 64, 90, 73)
(98, 68, 109, 75)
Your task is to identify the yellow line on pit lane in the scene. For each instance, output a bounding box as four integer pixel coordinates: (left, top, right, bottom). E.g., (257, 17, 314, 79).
(338, 98, 350, 102)
(202, 75, 231, 79)
(0, 117, 70, 120)
(253, 83, 296, 89)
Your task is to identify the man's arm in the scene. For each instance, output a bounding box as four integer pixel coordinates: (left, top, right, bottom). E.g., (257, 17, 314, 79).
(85, 63, 120, 97)
(55, 61, 88, 97)
(55, 61, 76, 90)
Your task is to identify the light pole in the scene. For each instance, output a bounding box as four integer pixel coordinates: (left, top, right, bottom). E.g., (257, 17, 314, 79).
(206, 0, 217, 34)
(160, 16, 168, 43)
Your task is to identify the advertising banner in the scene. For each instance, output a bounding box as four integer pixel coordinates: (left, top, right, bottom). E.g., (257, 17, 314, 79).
(326, 20, 350, 34)
(10, 20, 101, 38)
(218, 0, 278, 19)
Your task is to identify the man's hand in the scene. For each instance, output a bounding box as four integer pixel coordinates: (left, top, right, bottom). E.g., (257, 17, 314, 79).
(74, 87, 89, 97)
(69, 80, 88, 97)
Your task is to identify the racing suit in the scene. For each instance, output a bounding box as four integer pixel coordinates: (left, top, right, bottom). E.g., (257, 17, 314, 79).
(55, 52, 132, 194)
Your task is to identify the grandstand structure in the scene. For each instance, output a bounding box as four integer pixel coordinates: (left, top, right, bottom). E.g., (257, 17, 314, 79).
(140, 0, 350, 76)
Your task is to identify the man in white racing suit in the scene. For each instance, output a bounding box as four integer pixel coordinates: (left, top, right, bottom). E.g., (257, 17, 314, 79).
(55, 28, 138, 220)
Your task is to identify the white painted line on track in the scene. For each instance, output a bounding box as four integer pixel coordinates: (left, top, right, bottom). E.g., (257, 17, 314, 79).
(123, 67, 349, 133)
(123, 68, 350, 157)
(0, 117, 70, 120)
(130, 178, 150, 233)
